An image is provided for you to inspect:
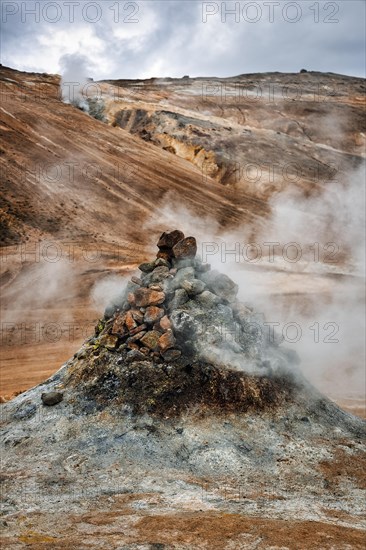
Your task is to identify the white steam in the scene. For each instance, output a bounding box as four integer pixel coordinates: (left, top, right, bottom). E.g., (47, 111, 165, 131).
(59, 53, 91, 111)
(257, 166, 366, 275)
(91, 274, 129, 313)
(144, 164, 365, 397)
(1, 257, 79, 355)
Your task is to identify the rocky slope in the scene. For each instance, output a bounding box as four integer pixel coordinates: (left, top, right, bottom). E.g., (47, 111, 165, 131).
(0, 65, 271, 248)
(1, 66, 365, 246)
(100, 72, 365, 192)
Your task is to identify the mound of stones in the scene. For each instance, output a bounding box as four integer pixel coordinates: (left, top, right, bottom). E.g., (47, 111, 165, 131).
(96, 230, 290, 369)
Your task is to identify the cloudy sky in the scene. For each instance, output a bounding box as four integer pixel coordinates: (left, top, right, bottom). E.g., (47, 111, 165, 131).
(1, 0, 365, 79)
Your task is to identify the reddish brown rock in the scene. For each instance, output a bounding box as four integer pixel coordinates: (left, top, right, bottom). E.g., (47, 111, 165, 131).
(129, 323, 147, 336)
(131, 276, 143, 286)
(156, 249, 172, 262)
(140, 330, 162, 350)
(159, 315, 172, 331)
(144, 306, 165, 324)
(130, 309, 144, 324)
(127, 292, 136, 305)
(149, 284, 163, 291)
(134, 288, 165, 307)
(157, 230, 185, 249)
(125, 311, 137, 331)
(158, 330, 175, 352)
(112, 313, 126, 336)
(172, 237, 197, 259)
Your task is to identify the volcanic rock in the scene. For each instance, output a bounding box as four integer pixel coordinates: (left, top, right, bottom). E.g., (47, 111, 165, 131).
(99, 334, 119, 350)
(125, 311, 137, 331)
(156, 249, 172, 262)
(111, 313, 127, 336)
(200, 270, 238, 302)
(127, 292, 136, 305)
(159, 315, 172, 330)
(134, 288, 166, 307)
(127, 331, 146, 343)
(170, 266, 195, 290)
(155, 231, 185, 262)
(158, 330, 176, 352)
(126, 280, 141, 295)
(144, 306, 165, 324)
(172, 236, 197, 259)
(130, 309, 144, 323)
(157, 229, 185, 249)
(169, 288, 189, 310)
(150, 265, 170, 283)
(127, 341, 139, 350)
(181, 278, 206, 296)
(95, 231, 260, 364)
(154, 258, 171, 268)
(129, 323, 147, 336)
(138, 261, 156, 273)
(41, 391, 63, 406)
(195, 290, 221, 307)
(140, 330, 162, 350)
(148, 284, 164, 291)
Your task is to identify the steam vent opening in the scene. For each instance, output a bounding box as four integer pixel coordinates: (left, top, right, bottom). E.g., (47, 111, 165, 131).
(66, 230, 300, 416)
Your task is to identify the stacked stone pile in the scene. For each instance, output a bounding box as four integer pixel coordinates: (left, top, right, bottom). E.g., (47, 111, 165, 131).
(95, 230, 285, 369)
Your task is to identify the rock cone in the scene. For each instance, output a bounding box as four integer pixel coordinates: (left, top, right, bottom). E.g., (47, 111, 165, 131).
(97, 230, 290, 373)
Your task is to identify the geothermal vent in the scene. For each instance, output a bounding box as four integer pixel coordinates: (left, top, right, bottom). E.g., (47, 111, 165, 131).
(2, 232, 365, 548)
(64, 230, 299, 416)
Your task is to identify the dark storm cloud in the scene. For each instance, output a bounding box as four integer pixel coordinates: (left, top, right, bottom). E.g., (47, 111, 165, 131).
(0, 0, 365, 78)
